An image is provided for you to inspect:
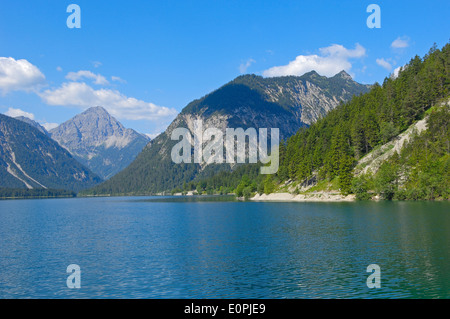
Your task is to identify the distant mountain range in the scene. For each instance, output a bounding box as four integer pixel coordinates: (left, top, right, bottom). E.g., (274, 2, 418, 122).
(86, 71, 371, 195)
(49, 106, 150, 179)
(0, 113, 102, 192)
(0, 71, 371, 194)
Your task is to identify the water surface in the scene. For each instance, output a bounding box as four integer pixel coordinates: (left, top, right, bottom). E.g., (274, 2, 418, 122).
(0, 197, 448, 298)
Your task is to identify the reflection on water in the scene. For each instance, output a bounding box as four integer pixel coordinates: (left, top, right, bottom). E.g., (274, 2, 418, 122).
(0, 197, 449, 298)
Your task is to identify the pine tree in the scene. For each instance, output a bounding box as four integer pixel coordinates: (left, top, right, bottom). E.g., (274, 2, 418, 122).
(338, 154, 354, 195)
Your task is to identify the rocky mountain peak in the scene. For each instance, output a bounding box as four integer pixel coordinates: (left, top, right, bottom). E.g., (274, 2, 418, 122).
(50, 106, 130, 148)
(334, 70, 352, 80)
(49, 106, 150, 179)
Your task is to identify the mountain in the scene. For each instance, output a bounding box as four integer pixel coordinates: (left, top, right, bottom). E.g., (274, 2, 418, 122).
(179, 71, 370, 139)
(14, 116, 49, 136)
(49, 106, 150, 179)
(83, 71, 370, 195)
(154, 42, 449, 201)
(268, 43, 449, 200)
(0, 114, 102, 192)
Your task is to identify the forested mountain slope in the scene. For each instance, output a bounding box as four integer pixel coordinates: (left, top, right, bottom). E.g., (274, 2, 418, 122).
(274, 43, 449, 199)
(0, 114, 102, 192)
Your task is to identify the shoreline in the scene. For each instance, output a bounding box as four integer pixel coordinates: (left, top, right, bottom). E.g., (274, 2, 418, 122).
(251, 192, 356, 202)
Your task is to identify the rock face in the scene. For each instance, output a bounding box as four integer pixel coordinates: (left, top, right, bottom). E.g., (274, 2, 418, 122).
(176, 71, 370, 140)
(87, 71, 370, 194)
(49, 106, 150, 179)
(0, 114, 102, 191)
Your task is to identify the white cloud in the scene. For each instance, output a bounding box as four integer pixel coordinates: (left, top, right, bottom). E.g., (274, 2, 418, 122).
(111, 76, 126, 83)
(4, 107, 35, 119)
(391, 66, 404, 79)
(39, 81, 178, 121)
(391, 37, 410, 49)
(0, 57, 45, 94)
(239, 58, 256, 74)
(376, 58, 392, 71)
(41, 122, 59, 131)
(66, 70, 110, 85)
(263, 43, 366, 78)
(56, 66, 63, 72)
(92, 61, 102, 68)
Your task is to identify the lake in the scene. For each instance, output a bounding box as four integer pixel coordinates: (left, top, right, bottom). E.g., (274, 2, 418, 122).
(0, 196, 449, 298)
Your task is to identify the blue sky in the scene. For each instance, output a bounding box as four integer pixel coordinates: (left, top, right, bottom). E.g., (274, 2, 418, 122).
(0, 0, 449, 136)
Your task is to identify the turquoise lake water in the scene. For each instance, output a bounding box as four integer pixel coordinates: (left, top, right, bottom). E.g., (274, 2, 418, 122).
(0, 196, 449, 298)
